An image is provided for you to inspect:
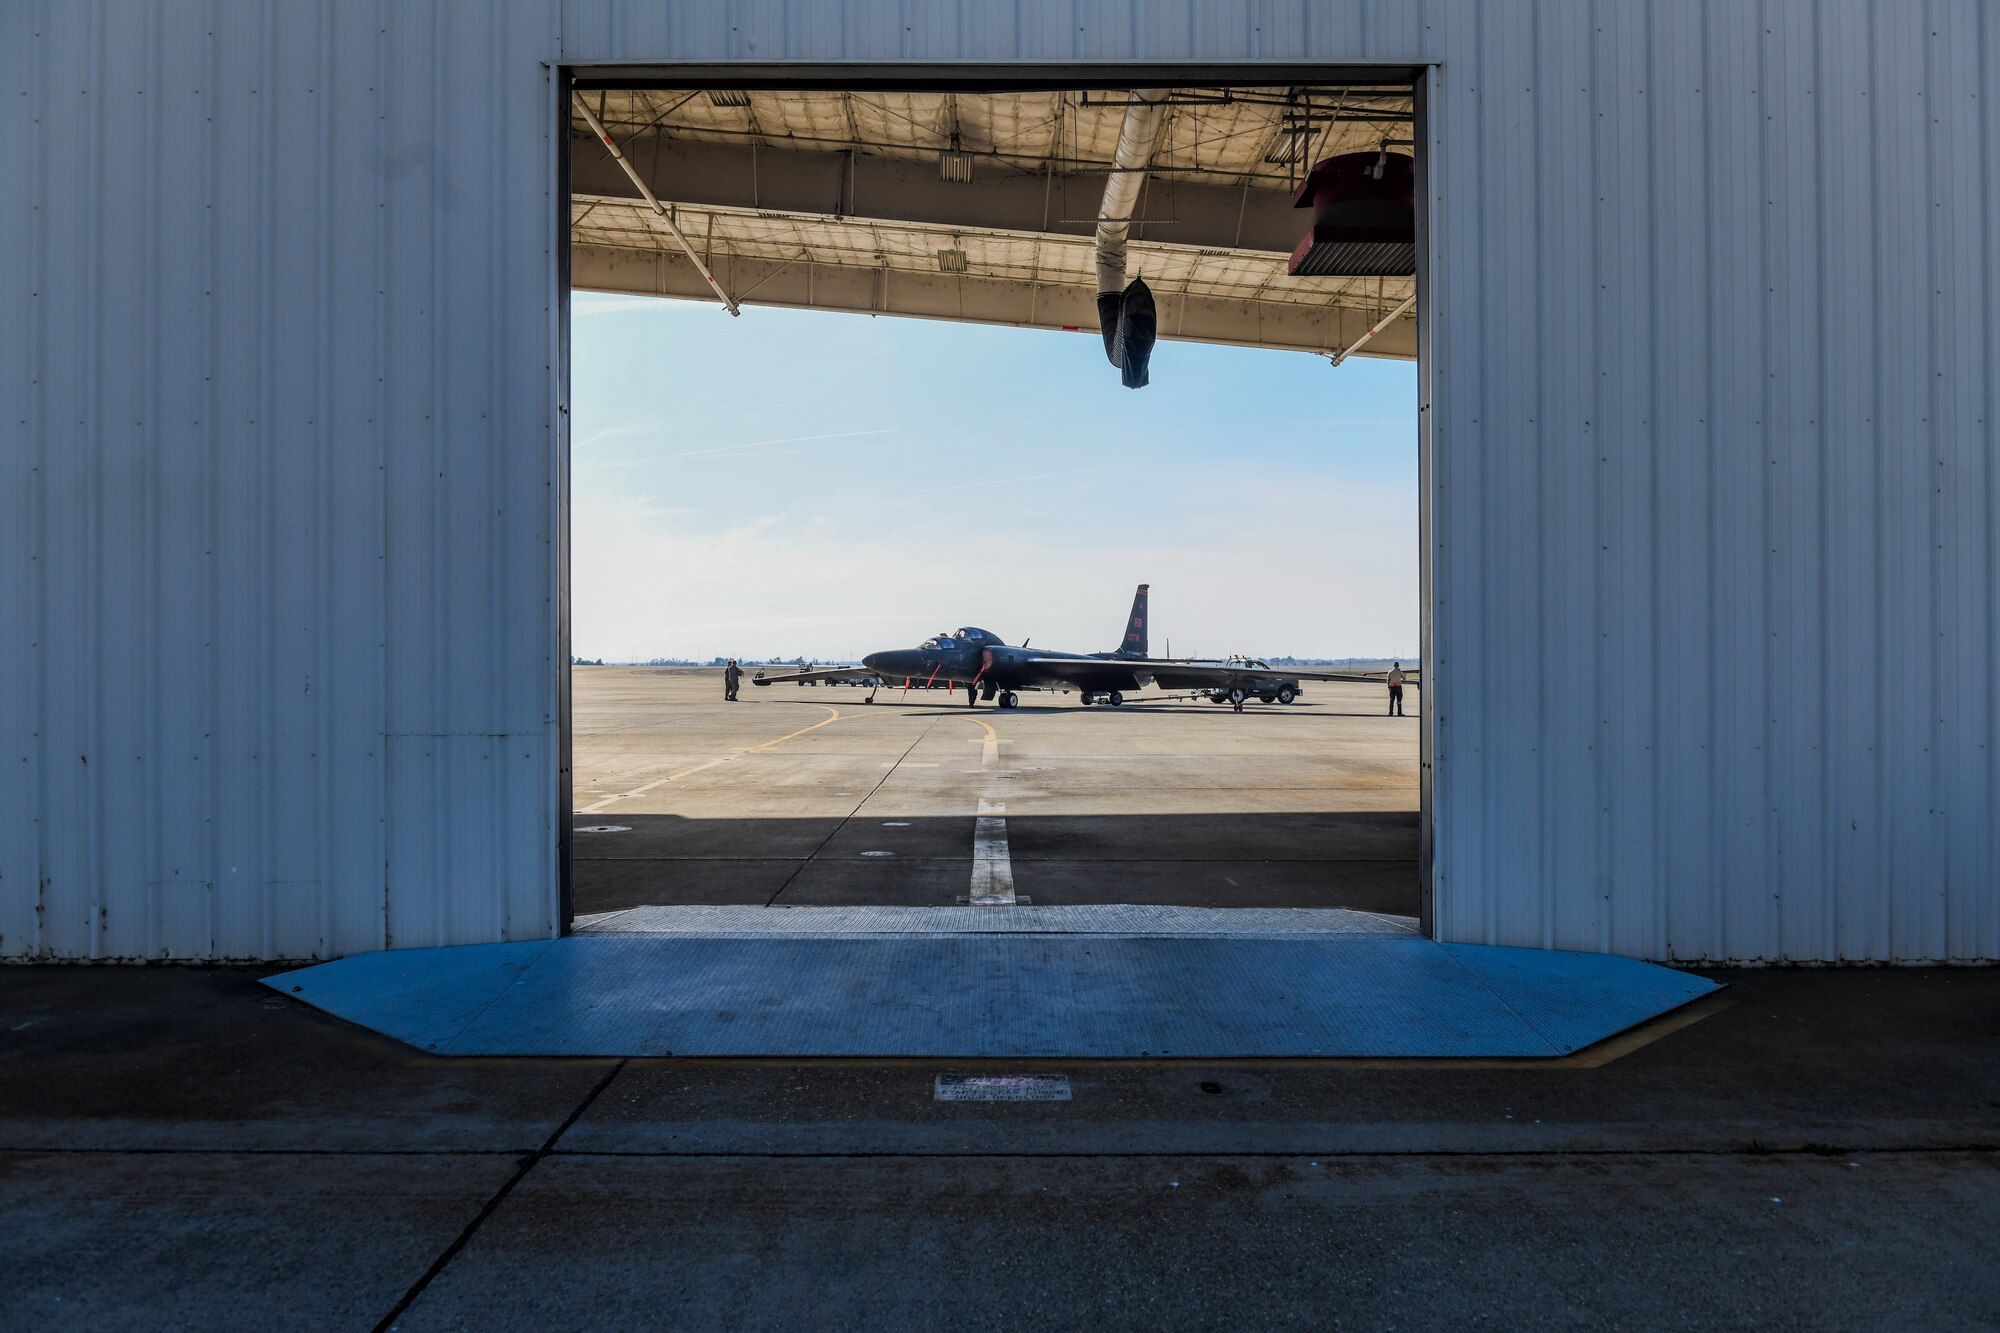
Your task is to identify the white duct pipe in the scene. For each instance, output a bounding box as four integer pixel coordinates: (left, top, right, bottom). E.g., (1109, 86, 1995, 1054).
(1094, 92, 1170, 294)
(573, 95, 741, 315)
(1328, 291, 1419, 366)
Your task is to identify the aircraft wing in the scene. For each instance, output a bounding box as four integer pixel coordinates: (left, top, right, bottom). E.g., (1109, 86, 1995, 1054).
(1276, 666, 1421, 687)
(1018, 657, 1153, 676)
(1018, 657, 1419, 690)
(749, 667, 877, 686)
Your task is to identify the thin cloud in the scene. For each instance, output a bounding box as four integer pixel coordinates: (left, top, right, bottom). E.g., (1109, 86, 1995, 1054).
(587, 428, 898, 467)
(908, 468, 1098, 497)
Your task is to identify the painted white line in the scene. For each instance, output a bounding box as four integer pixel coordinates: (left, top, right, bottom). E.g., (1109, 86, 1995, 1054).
(935, 1074, 1071, 1102)
(966, 736, 1011, 770)
(968, 798, 1016, 905)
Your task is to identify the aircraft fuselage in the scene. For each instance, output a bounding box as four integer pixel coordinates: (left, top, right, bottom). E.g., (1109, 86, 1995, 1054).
(862, 634, 1144, 699)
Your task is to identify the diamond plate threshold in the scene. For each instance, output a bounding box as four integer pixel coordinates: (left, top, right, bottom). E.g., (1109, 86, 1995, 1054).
(268, 906, 1717, 1059)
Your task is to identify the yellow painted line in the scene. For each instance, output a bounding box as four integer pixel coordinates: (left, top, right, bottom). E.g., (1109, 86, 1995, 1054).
(664, 759, 727, 782)
(578, 705, 842, 812)
(1217, 994, 1735, 1070)
(581, 757, 734, 811)
(577, 786, 651, 815)
(1547, 993, 1733, 1067)
(739, 704, 842, 753)
(966, 718, 1004, 771)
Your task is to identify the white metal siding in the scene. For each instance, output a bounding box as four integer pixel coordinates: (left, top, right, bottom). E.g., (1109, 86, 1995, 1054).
(3, 1, 561, 959)
(6, 1, 1994, 961)
(1413, 0, 1997, 963)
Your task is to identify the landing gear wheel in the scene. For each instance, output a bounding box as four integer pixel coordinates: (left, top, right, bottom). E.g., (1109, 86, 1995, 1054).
(1108, 691, 1125, 707)
(1277, 686, 1296, 704)
(1000, 691, 1019, 709)
(1080, 692, 1095, 707)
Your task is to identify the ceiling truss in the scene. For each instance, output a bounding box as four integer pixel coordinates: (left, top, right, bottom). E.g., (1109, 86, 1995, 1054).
(570, 86, 1417, 360)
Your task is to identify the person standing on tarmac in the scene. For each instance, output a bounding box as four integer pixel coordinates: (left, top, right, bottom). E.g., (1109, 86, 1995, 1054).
(1387, 662, 1406, 716)
(723, 659, 742, 702)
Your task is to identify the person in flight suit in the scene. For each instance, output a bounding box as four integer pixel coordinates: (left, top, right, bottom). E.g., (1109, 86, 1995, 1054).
(723, 659, 742, 702)
(1387, 662, 1406, 716)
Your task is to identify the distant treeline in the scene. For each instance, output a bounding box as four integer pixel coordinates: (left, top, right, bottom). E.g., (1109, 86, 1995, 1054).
(572, 657, 863, 668)
(575, 654, 1407, 667)
(1261, 656, 1414, 667)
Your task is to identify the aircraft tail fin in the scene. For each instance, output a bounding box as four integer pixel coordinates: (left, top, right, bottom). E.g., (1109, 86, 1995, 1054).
(1116, 584, 1149, 657)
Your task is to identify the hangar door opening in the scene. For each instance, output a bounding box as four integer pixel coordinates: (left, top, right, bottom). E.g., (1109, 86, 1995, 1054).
(561, 74, 1425, 929)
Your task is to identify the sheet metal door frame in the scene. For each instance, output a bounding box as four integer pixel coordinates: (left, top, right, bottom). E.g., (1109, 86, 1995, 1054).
(554, 62, 578, 933)
(553, 61, 1438, 937)
(1414, 65, 1438, 937)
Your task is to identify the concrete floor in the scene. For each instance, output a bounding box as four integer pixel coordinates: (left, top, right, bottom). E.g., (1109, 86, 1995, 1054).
(4, 964, 1996, 1329)
(11, 674, 1991, 1326)
(572, 667, 1421, 915)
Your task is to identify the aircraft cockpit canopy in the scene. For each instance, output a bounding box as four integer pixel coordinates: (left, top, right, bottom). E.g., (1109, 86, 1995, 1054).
(919, 628, 1005, 650)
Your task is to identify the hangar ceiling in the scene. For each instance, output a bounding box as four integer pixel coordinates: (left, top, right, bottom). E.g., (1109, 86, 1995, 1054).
(569, 86, 1418, 359)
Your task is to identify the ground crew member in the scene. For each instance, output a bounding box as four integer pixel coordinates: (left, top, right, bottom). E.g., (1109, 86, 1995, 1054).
(723, 659, 742, 702)
(1387, 662, 1406, 716)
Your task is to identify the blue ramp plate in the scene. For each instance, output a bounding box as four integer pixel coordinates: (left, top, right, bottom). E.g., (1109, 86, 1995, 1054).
(269, 909, 1718, 1058)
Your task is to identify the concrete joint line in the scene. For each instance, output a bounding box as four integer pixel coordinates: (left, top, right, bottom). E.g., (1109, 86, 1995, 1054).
(369, 1060, 626, 1333)
(765, 720, 936, 907)
(543, 1142, 2000, 1163)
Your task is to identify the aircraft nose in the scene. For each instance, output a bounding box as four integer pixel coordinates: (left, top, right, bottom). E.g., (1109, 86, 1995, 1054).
(860, 652, 920, 680)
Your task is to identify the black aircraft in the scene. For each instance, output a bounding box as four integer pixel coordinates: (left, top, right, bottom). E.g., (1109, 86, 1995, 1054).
(751, 585, 1416, 709)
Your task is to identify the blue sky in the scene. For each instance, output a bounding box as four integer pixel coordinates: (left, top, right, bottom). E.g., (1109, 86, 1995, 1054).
(571, 294, 1418, 662)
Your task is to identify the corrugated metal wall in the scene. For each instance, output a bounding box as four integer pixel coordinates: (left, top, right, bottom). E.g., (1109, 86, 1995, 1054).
(1411, 0, 1997, 963)
(2, 2, 562, 959)
(7, 2, 1994, 961)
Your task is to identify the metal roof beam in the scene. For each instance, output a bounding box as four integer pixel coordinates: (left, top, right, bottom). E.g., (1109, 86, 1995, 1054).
(572, 243, 1416, 361)
(569, 131, 1308, 255)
